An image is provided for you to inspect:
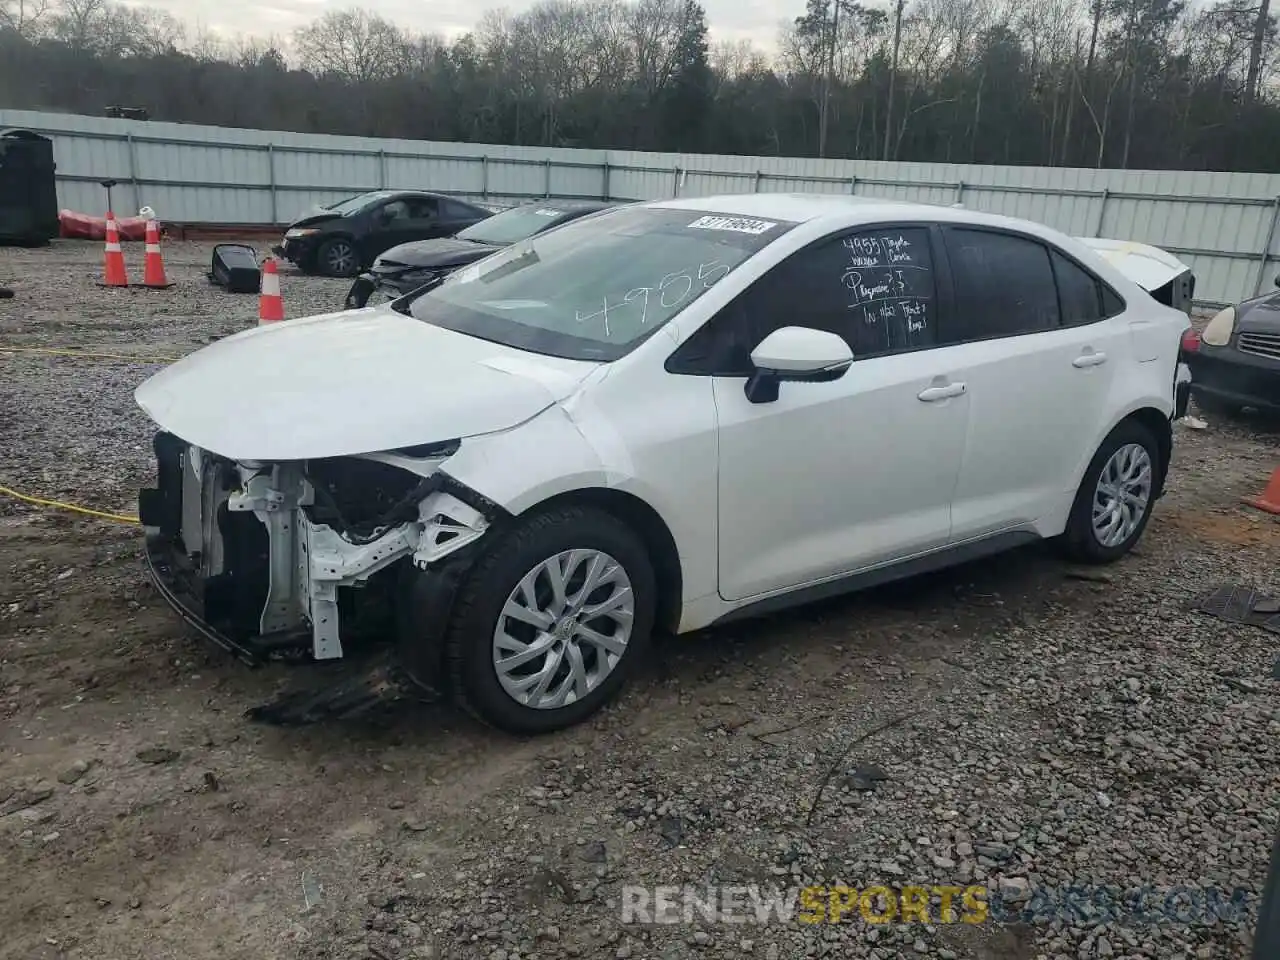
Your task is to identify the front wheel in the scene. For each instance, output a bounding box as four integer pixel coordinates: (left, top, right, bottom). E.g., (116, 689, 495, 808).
(443, 506, 656, 734)
(317, 237, 359, 278)
(1061, 420, 1163, 564)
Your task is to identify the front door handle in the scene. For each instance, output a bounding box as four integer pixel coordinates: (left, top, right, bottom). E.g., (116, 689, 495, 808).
(1073, 351, 1108, 368)
(918, 382, 967, 402)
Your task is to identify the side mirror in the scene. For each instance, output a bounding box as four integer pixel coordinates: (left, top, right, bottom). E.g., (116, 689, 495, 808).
(1273, 273, 1279, 289)
(745, 326, 853, 404)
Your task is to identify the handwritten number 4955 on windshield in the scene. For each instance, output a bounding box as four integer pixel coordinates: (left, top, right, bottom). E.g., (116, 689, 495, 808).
(574, 261, 731, 334)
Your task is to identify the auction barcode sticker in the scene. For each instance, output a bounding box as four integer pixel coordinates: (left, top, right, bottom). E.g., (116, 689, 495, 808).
(686, 215, 778, 235)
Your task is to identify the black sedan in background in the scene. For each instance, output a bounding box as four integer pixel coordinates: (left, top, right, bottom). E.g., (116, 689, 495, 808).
(273, 190, 494, 278)
(344, 200, 614, 309)
(1182, 275, 1280, 415)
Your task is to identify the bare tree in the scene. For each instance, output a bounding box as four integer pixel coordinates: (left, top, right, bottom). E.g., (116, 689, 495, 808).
(47, 0, 181, 56)
(48, 0, 108, 49)
(0, 0, 50, 39)
(293, 8, 407, 84)
(1247, 0, 1274, 100)
(710, 38, 770, 80)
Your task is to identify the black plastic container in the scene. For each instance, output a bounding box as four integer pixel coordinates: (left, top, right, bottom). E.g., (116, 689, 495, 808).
(209, 243, 262, 294)
(0, 129, 58, 246)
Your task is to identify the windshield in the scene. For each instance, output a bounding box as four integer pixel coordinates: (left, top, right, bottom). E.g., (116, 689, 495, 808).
(324, 192, 392, 216)
(456, 204, 590, 246)
(408, 206, 793, 361)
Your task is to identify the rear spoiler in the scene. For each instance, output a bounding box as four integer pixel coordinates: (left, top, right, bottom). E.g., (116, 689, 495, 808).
(1075, 237, 1195, 313)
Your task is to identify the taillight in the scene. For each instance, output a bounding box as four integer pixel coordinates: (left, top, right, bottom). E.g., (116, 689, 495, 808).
(1180, 327, 1201, 353)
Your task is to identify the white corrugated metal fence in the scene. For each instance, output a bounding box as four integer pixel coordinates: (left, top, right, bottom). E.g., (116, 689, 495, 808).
(2, 107, 1277, 307)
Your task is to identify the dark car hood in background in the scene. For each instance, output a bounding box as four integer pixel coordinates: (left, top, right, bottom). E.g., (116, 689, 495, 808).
(286, 212, 343, 231)
(1236, 291, 1280, 332)
(374, 237, 501, 270)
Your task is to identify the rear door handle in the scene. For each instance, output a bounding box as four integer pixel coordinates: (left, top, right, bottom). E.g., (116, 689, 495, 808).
(918, 382, 967, 402)
(1073, 352, 1108, 368)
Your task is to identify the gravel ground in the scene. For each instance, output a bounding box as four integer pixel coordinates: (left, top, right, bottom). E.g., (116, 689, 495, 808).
(1, 239, 1279, 960)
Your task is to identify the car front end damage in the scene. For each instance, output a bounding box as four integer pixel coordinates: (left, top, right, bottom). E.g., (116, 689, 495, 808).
(138, 430, 504, 713)
(344, 261, 444, 310)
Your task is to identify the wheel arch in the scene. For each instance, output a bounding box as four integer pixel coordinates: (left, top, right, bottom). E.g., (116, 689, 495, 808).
(515, 487, 684, 635)
(1072, 402, 1173, 502)
(1122, 406, 1173, 496)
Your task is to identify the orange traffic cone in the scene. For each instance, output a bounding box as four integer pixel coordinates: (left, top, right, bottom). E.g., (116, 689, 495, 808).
(1243, 466, 1280, 515)
(141, 219, 174, 289)
(258, 257, 284, 324)
(99, 212, 129, 288)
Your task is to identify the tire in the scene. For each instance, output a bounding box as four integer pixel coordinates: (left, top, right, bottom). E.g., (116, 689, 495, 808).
(317, 237, 359, 278)
(1061, 419, 1163, 565)
(443, 505, 655, 735)
(1254, 825, 1280, 960)
(345, 276, 374, 309)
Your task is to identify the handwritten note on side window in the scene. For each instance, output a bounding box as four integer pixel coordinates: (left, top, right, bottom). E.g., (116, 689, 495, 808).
(840, 230, 934, 353)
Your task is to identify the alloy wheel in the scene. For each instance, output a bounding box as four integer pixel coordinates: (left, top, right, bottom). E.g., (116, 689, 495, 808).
(492, 549, 635, 710)
(325, 241, 355, 276)
(1092, 442, 1153, 548)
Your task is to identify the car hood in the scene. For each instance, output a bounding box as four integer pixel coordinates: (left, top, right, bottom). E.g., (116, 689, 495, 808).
(1236, 291, 1280, 331)
(287, 211, 343, 231)
(134, 306, 601, 462)
(1074, 237, 1190, 293)
(375, 237, 499, 270)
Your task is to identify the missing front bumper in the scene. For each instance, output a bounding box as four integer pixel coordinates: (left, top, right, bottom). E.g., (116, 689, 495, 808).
(143, 531, 307, 664)
(139, 431, 493, 668)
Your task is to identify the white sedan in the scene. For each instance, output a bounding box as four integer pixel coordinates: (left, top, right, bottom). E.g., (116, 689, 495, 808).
(134, 194, 1193, 734)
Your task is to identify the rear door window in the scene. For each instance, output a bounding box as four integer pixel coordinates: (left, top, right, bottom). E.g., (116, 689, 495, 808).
(405, 197, 439, 221)
(444, 199, 480, 220)
(941, 228, 1061, 343)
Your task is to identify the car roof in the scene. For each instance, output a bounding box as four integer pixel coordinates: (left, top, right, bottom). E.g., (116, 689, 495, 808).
(376, 190, 482, 204)
(648, 192, 1058, 237)
(559, 200, 614, 212)
(508, 199, 613, 213)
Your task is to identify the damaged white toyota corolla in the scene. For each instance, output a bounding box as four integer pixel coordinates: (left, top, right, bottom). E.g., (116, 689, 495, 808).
(134, 194, 1194, 734)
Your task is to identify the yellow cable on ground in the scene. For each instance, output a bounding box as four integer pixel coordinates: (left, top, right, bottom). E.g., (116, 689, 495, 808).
(0, 346, 181, 363)
(0, 484, 140, 524)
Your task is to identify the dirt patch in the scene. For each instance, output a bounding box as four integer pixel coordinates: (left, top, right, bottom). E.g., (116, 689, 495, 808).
(1162, 506, 1280, 548)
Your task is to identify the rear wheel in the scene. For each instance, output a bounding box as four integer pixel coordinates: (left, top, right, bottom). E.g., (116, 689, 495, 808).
(1061, 420, 1162, 564)
(444, 506, 655, 734)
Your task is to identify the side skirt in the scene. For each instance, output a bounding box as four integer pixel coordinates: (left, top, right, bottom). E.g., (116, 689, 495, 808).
(709, 530, 1042, 628)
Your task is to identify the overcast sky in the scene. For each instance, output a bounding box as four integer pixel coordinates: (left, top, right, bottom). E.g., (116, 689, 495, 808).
(133, 0, 796, 51)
